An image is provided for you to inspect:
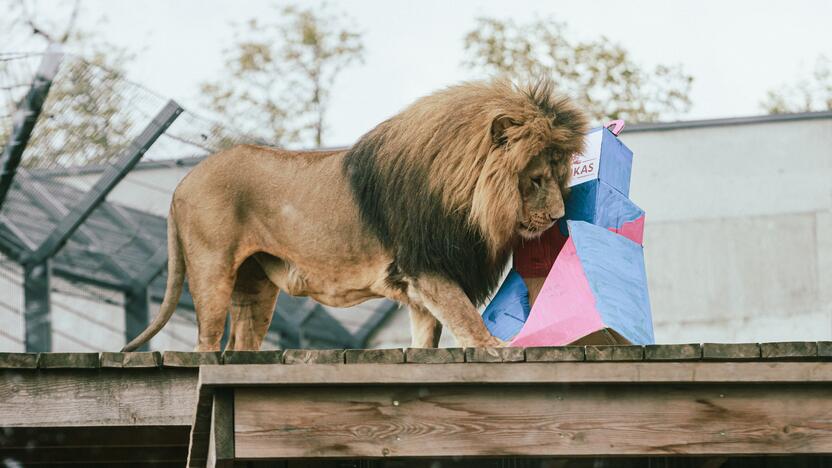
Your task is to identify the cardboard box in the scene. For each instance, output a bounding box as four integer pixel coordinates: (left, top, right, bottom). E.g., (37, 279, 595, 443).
(480, 270, 531, 341)
(510, 221, 654, 347)
(514, 127, 639, 278)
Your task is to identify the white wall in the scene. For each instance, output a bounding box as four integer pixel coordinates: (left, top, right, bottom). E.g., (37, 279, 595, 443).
(624, 117, 832, 343)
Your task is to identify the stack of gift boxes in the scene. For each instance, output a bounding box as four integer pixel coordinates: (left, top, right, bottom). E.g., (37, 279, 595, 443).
(481, 123, 654, 346)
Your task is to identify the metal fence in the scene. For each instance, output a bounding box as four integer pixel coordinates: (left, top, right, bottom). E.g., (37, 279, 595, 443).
(0, 46, 264, 352)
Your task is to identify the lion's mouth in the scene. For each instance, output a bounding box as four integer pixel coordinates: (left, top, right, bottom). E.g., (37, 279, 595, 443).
(518, 220, 557, 239)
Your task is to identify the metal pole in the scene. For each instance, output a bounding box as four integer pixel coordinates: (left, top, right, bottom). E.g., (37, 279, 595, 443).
(0, 44, 63, 210)
(22, 99, 183, 265)
(23, 260, 51, 352)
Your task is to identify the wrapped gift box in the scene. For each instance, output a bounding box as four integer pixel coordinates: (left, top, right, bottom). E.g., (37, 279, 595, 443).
(480, 269, 531, 341)
(514, 127, 639, 278)
(510, 221, 654, 347)
(570, 127, 634, 196)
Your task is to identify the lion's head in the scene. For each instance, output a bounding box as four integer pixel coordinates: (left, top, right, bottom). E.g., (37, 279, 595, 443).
(344, 78, 588, 304)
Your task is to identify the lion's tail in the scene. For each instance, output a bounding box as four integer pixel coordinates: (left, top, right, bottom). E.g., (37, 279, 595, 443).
(121, 208, 186, 352)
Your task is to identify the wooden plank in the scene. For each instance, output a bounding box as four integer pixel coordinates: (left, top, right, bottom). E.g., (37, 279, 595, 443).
(199, 362, 832, 387)
(163, 351, 221, 367)
(209, 388, 234, 468)
(524, 346, 585, 362)
(345, 348, 404, 364)
(703, 343, 761, 360)
(223, 350, 283, 365)
(0, 352, 38, 368)
(38, 352, 99, 369)
(99, 351, 161, 368)
(405, 348, 465, 364)
(0, 368, 197, 427)
(234, 383, 832, 458)
(585, 345, 644, 361)
(645, 344, 702, 361)
(820, 342, 832, 359)
(283, 349, 344, 364)
(761, 342, 818, 360)
(465, 347, 525, 363)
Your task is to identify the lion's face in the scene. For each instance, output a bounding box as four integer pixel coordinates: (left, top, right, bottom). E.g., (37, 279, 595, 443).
(516, 152, 568, 239)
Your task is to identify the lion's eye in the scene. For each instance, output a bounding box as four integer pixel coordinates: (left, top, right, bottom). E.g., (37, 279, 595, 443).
(531, 176, 543, 188)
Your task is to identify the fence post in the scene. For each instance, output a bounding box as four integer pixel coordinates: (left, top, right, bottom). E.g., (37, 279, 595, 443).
(23, 260, 51, 352)
(0, 44, 63, 210)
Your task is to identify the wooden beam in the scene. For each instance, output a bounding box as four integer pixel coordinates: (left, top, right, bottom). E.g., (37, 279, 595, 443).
(0, 368, 197, 427)
(24, 99, 182, 265)
(208, 388, 234, 468)
(199, 361, 832, 387)
(234, 383, 832, 458)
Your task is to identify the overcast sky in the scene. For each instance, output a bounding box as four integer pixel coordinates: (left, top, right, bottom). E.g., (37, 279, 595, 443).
(6, 0, 831, 147)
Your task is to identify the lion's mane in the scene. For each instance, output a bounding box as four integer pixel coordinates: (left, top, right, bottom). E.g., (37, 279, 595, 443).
(343, 79, 588, 305)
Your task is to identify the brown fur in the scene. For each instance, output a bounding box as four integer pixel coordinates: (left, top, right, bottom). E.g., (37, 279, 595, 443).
(122, 78, 587, 352)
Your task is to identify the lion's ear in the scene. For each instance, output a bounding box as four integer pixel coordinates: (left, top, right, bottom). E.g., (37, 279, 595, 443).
(491, 115, 519, 146)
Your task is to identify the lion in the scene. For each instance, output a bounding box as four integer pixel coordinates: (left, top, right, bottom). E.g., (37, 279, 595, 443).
(122, 78, 588, 352)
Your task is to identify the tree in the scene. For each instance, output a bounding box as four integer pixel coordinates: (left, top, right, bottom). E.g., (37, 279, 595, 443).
(462, 17, 693, 123)
(201, 3, 364, 147)
(1, 0, 137, 168)
(761, 55, 832, 114)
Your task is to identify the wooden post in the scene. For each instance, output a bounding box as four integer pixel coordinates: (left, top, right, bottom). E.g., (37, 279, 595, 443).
(208, 389, 234, 468)
(23, 259, 51, 352)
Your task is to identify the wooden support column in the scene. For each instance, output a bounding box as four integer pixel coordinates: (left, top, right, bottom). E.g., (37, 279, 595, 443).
(23, 260, 51, 352)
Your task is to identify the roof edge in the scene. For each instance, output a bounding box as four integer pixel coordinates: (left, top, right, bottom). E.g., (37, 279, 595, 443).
(625, 110, 832, 133)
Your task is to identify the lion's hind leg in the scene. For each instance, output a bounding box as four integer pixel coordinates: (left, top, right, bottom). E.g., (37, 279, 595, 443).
(226, 256, 279, 351)
(408, 303, 443, 348)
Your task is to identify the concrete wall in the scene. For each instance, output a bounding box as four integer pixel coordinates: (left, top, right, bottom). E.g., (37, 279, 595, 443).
(47, 114, 832, 345)
(624, 117, 832, 342)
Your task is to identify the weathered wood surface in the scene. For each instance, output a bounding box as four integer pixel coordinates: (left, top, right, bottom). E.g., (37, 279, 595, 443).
(209, 388, 234, 468)
(645, 344, 701, 360)
(0, 352, 38, 368)
(525, 346, 585, 362)
(465, 347, 525, 363)
(761, 342, 818, 359)
(234, 383, 832, 458)
(100, 351, 161, 368)
(222, 350, 282, 365)
(282, 349, 344, 364)
(0, 369, 197, 427)
(200, 362, 832, 387)
(585, 345, 644, 361)
(38, 352, 99, 368)
(702, 343, 761, 360)
(345, 348, 404, 364)
(164, 351, 221, 367)
(405, 348, 465, 364)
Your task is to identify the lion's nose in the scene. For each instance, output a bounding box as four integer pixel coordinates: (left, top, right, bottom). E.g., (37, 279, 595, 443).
(549, 211, 563, 222)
